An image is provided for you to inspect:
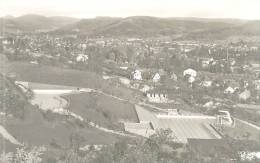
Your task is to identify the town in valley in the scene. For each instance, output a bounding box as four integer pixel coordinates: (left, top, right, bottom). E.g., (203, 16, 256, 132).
(0, 13, 260, 163)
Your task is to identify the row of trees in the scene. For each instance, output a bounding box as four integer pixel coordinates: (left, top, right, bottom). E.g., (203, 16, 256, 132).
(1, 129, 260, 163)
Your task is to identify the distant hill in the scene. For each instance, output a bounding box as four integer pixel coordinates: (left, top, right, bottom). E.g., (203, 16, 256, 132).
(55, 16, 260, 39)
(238, 20, 260, 35)
(55, 17, 121, 34)
(1, 15, 260, 39)
(0, 14, 79, 34)
(56, 16, 237, 36)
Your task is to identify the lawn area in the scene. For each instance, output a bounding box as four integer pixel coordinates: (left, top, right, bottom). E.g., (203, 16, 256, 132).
(198, 71, 255, 81)
(7, 61, 140, 101)
(6, 61, 104, 89)
(28, 82, 78, 90)
(0, 54, 8, 75)
(0, 136, 18, 153)
(2, 107, 124, 151)
(221, 119, 260, 141)
(65, 92, 138, 130)
(234, 108, 260, 126)
(0, 72, 129, 152)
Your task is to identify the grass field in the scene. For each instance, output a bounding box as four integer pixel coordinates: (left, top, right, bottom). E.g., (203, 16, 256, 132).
(0, 137, 17, 153)
(234, 108, 260, 126)
(0, 54, 8, 75)
(0, 73, 127, 152)
(7, 61, 140, 101)
(28, 82, 78, 90)
(2, 106, 124, 152)
(7, 61, 103, 89)
(198, 71, 255, 81)
(221, 119, 260, 141)
(65, 92, 138, 131)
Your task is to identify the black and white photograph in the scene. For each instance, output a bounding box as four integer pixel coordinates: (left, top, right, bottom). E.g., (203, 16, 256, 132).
(0, 0, 260, 162)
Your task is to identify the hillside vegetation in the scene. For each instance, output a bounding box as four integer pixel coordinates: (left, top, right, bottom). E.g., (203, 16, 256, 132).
(0, 14, 79, 33)
(2, 15, 260, 39)
(56, 16, 260, 39)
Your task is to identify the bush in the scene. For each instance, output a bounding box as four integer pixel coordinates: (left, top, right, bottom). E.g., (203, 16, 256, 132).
(0, 146, 46, 163)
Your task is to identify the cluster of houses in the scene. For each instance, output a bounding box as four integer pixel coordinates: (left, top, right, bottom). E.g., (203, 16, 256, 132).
(3, 34, 259, 106)
(1, 35, 259, 75)
(129, 63, 260, 104)
(131, 69, 162, 83)
(2, 31, 260, 162)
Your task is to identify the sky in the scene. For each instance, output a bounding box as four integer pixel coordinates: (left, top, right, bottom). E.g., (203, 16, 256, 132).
(0, 0, 260, 20)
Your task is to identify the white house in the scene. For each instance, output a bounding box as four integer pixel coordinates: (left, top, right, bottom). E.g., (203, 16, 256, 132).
(239, 90, 251, 101)
(188, 76, 195, 83)
(170, 72, 178, 81)
(250, 46, 258, 51)
(119, 77, 131, 86)
(201, 58, 213, 68)
(224, 87, 235, 94)
(132, 70, 142, 80)
(30, 60, 39, 65)
(254, 80, 260, 90)
(119, 66, 128, 70)
(80, 43, 87, 50)
(140, 85, 152, 93)
(200, 81, 213, 87)
(230, 59, 236, 66)
(152, 73, 161, 83)
(183, 68, 197, 78)
(146, 93, 168, 103)
(76, 54, 89, 62)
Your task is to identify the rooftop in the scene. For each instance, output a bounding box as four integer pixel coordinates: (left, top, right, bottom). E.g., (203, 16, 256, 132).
(125, 105, 222, 143)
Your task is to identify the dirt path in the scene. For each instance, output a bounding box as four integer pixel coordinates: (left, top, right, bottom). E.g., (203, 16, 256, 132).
(0, 125, 21, 145)
(234, 118, 260, 130)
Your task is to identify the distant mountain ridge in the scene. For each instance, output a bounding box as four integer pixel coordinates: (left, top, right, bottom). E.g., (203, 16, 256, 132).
(0, 14, 80, 33)
(55, 16, 260, 39)
(1, 14, 260, 39)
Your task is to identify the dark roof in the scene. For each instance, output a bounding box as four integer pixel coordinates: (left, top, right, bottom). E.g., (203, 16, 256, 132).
(188, 139, 235, 159)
